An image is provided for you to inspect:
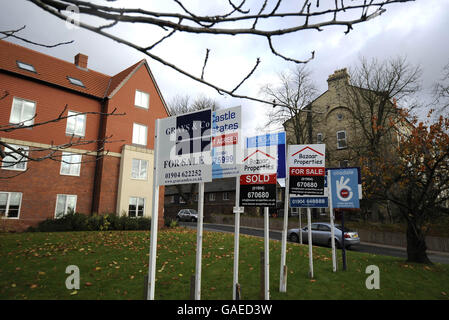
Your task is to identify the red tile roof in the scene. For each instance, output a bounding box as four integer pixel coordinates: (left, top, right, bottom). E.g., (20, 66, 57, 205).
(0, 40, 142, 99)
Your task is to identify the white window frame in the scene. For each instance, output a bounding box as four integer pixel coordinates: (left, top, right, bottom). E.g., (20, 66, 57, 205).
(132, 123, 147, 146)
(1, 144, 29, 171)
(134, 90, 150, 109)
(179, 196, 186, 204)
(55, 194, 77, 218)
(128, 196, 145, 218)
(317, 133, 323, 144)
(170, 195, 175, 204)
(209, 193, 216, 202)
(60, 152, 82, 176)
(66, 111, 86, 137)
(2, 144, 29, 171)
(10, 97, 36, 127)
(194, 194, 198, 202)
(131, 158, 148, 180)
(223, 192, 230, 201)
(337, 130, 347, 149)
(0, 192, 22, 219)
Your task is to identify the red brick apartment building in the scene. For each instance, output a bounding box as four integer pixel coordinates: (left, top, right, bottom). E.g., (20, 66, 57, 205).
(0, 40, 169, 231)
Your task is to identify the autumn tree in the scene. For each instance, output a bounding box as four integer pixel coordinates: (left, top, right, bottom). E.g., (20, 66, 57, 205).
(343, 56, 422, 159)
(362, 110, 449, 263)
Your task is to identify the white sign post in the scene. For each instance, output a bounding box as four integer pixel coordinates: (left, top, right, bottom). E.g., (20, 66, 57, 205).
(211, 106, 243, 300)
(327, 172, 337, 272)
(280, 155, 289, 292)
(288, 144, 326, 280)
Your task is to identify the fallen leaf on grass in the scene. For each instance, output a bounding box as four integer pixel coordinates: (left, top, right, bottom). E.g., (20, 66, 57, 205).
(85, 282, 93, 287)
(442, 292, 447, 296)
(70, 290, 78, 295)
(30, 284, 38, 289)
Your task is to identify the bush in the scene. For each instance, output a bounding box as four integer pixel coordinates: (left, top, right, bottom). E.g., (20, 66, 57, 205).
(34, 212, 152, 232)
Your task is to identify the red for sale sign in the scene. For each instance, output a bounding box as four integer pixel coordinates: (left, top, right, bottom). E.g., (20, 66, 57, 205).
(288, 144, 326, 196)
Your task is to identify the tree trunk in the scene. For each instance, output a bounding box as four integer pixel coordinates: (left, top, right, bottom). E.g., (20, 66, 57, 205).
(406, 221, 432, 264)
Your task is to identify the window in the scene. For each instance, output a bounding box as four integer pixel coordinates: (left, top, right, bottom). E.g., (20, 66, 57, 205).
(337, 130, 347, 149)
(339, 160, 349, 168)
(0, 192, 22, 218)
(2, 144, 28, 171)
(209, 193, 216, 202)
(131, 159, 148, 180)
(16, 61, 36, 73)
(60, 152, 82, 176)
(10, 97, 36, 126)
(337, 113, 344, 120)
(132, 123, 147, 146)
(317, 133, 323, 144)
(223, 192, 230, 201)
(194, 194, 198, 202)
(318, 224, 331, 232)
(135, 90, 149, 109)
(170, 195, 175, 204)
(66, 111, 86, 137)
(55, 194, 77, 218)
(67, 76, 85, 87)
(129, 197, 145, 217)
(179, 196, 186, 204)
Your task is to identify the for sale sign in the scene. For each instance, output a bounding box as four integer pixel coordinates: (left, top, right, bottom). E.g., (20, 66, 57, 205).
(288, 144, 325, 196)
(212, 106, 242, 179)
(156, 109, 212, 185)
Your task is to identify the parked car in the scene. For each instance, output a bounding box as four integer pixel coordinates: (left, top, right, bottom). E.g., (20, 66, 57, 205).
(176, 209, 198, 222)
(287, 222, 360, 249)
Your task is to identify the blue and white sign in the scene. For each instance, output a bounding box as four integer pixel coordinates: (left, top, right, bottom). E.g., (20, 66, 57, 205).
(329, 168, 360, 208)
(246, 132, 286, 180)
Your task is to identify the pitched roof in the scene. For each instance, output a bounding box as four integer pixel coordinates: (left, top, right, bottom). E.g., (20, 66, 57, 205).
(0, 39, 170, 114)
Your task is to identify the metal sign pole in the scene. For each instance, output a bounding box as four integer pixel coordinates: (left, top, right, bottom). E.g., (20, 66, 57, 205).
(280, 161, 290, 292)
(264, 206, 270, 300)
(147, 119, 160, 300)
(307, 207, 314, 279)
(194, 182, 205, 300)
(299, 209, 303, 244)
(233, 176, 243, 300)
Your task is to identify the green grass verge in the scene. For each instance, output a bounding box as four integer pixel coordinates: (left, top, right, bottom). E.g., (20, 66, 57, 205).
(0, 228, 448, 300)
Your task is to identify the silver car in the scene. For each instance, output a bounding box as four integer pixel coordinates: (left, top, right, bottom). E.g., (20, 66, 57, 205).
(288, 222, 360, 249)
(176, 209, 198, 222)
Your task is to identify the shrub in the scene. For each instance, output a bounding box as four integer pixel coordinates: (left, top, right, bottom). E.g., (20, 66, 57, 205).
(34, 212, 152, 232)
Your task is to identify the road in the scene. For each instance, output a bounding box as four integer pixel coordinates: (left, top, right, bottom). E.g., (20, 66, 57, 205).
(179, 221, 449, 264)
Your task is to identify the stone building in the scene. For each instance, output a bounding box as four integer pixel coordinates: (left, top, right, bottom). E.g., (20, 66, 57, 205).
(284, 68, 410, 221)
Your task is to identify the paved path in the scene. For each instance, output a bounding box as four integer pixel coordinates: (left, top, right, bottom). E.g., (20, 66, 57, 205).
(179, 221, 449, 264)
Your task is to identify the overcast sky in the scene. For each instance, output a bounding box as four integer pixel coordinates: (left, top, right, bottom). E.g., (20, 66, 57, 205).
(1, 0, 448, 136)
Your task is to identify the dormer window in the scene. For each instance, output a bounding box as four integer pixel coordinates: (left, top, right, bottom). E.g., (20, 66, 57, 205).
(67, 76, 85, 87)
(16, 61, 36, 73)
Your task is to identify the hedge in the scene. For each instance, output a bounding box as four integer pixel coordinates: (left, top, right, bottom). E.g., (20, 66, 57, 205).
(29, 212, 151, 232)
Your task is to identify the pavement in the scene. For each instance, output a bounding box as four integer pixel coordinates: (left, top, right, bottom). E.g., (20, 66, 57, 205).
(179, 221, 449, 264)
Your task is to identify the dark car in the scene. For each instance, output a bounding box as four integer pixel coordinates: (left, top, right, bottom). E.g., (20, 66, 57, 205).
(176, 209, 198, 222)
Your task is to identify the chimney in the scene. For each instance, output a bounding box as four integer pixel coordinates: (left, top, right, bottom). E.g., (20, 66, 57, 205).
(74, 53, 88, 69)
(327, 68, 350, 90)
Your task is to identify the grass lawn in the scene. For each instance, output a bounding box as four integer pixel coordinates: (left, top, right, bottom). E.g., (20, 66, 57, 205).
(0, 228, 448, 300)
